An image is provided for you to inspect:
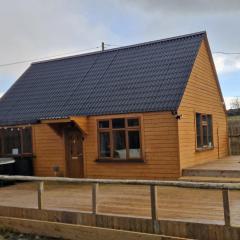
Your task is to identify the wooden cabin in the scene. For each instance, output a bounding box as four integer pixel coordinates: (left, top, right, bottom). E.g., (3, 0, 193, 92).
(0, 31, 228, 179)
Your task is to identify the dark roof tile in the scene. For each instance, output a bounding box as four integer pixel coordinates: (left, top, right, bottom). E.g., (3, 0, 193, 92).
(0, 31, 206, 125)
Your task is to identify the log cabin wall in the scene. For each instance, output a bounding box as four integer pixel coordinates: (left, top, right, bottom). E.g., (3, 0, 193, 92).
(84, 112, 180, 179)
(177, 39, 229, 170)
(32, 123, 66, 176)
(32, 112, 180, 179)
(30, 40, 229, 179)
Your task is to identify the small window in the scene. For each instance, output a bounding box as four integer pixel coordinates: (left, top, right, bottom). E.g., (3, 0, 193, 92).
(99, 132, 111, 158)
(196, 114, 201, 148)
(22, 127, 33, 153)
(113, 130, 126, 158)
(99, 120, 109, 129)
(128, 131, 141, 158)
(3, 128, 21, 155)
(203, 125, 208, 146)
(112, 118, 125, 129)
(127, 118, 139, 127)
(207, 115, 213, 146)
(98, 117, 142, 160)
(0, 127, 33, 156)
(196, 113, 213, 149)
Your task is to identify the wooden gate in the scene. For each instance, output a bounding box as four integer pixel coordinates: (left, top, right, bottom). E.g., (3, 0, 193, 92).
(229, 121, 240, 155)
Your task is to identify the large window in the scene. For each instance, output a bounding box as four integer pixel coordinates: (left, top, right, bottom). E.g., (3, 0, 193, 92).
(0, 127, 33, 156)
(98, 118, 142, 161)
(196, 113, 213, 149)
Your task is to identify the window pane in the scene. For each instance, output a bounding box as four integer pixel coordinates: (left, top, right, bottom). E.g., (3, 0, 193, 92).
(128, 131, 141, 158)
(99, 132, 110, 157)
(202, 115, 207, 121)
(196, 113, 201, 148)
(99, 120, 109, 128)
(113, 130, 126, 158)
(112, 118, 125, 129)
(203, 125, 208, 146)
(207, 115, 213, 147)
(3, 128, 21, 155)
(22, 128, 33, 153)
(127, 118, 139, 127)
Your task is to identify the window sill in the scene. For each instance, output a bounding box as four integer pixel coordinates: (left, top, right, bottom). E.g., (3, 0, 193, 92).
(196, 146, 214, 152)
(96, 159, 145, 163)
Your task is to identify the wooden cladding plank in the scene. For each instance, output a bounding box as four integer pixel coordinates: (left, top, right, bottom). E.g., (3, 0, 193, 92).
(1, 207, 240, 239)
(33, 124, 66, 176)
(0, 216, 189, 240)
(178, 39, 228, 170)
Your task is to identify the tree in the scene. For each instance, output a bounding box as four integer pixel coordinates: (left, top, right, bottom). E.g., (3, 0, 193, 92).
(230, 97, 240, 109)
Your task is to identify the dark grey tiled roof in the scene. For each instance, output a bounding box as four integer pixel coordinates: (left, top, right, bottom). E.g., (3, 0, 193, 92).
(0, 31, 206, 126)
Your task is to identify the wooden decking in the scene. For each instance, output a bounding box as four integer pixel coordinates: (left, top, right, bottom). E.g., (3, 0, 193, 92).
(0, 181, 239, 225)
(182, 155, 240, 178)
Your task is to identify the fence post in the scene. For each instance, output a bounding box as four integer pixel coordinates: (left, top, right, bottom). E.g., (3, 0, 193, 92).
(222, 189, 231, 227)
(150, 185, 159, 233)
(37, 181, 44, 210)
(92, 183, 99, 214)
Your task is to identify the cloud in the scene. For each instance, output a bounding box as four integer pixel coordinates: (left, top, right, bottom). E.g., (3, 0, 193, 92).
(117, 0, 240, 75)
(213, 55, 240, 74)
(124, 0, 240, 14)
(0, 0, 119, 78)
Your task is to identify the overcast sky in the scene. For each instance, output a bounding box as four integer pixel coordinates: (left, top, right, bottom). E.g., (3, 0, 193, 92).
(0, 0, 240, 108)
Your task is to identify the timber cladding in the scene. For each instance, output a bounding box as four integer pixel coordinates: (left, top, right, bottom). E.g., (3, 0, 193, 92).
(178, 39, 228, 169)
(0, 217, 189, 240)
(84, 112, 180, 179)
(32, 123, 66, 176)
(0, 206, 239, 240)
(32, 112, 180, 179)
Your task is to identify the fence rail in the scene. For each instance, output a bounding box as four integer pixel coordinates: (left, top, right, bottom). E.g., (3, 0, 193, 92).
(1, 175, 240, 189)
(0, 175, 238, 228)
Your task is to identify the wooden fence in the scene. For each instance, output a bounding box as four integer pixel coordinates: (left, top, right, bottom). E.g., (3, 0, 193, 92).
(1, 176, 240, 239)
(229, 120, 240, 155)
(0, 175, 238, 228)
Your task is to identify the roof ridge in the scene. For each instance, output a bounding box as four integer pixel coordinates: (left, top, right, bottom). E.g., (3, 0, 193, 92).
(32, 31, 206, 65)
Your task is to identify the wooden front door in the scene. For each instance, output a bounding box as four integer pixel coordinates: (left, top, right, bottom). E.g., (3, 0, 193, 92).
(65, 128, 84, 178)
